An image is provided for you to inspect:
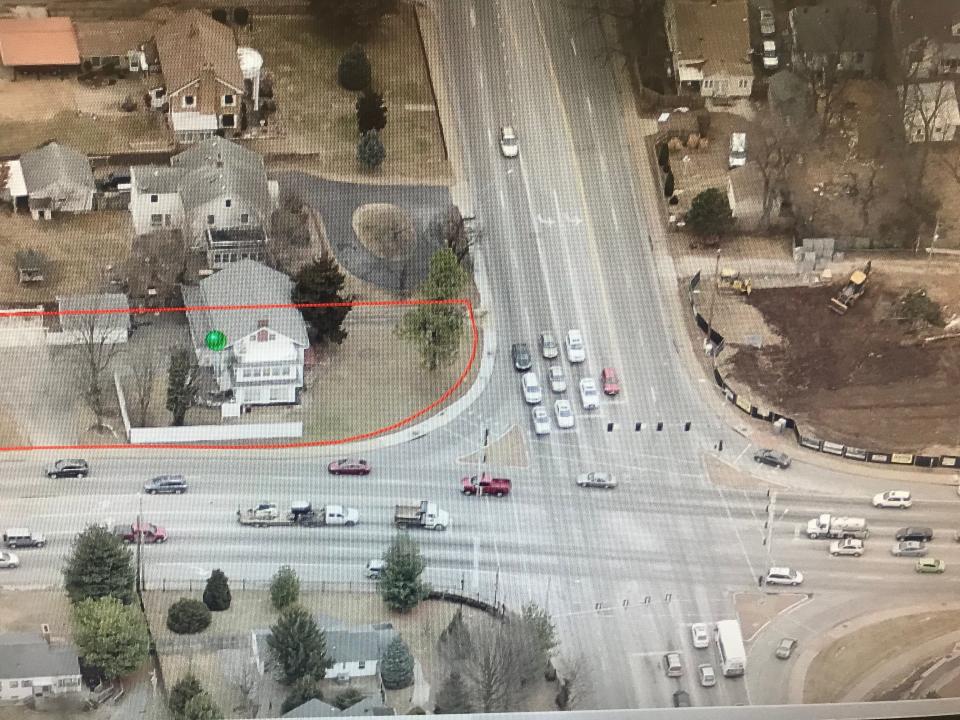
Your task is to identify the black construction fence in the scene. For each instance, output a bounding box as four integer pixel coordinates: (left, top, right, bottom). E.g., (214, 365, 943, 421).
(687, 272, 959, 471)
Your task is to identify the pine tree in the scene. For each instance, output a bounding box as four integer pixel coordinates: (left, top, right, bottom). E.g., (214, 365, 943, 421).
(169, 674, 204, 719)
(267, 605, 332, 685)
(357, 129, 386, 170)
(685, 187, 734, 242)
(281, 676, 324, 715)
(356, 90, 387, 134)
(166, 348, 199, 426)
(63, 524, 135, 605)
(183, 691, 223, 720)
(291, 253, 352, 344)
(434, 672, 473, 714)
(663, 172, 675, 198)
(379, 636, 414, 689)
(270, 565, 300, 611)
(333, 688, 365, 710)
(337, 44, 371, 90)
(377, 534, 429, 612)
(203, 569, 232, 611)
(167, 598, 212, 634)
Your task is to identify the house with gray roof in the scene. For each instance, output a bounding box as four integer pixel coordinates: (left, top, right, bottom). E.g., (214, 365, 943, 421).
(253, 623, 397, 681)
(0, 631, 83, 702)
(128, 137, 277, 268)
(283, 696, 395, 718)
(16, 142, 94, 220)
(181, 259, 308, 416)
(789, 0, 878, 77)
(891, 0, 960, 78)
(48, 293, 131, 346)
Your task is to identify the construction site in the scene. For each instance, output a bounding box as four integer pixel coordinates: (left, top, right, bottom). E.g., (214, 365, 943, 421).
(701, 261, 960, 454)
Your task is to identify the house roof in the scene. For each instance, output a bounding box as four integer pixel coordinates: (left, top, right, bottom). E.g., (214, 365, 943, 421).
(728, 162, 764, 201)
(154, 10, 243, 95)
(0, 634, 80, 680)
(170, 137, 272, 217)
(891, 0, 960, 49)
(789, 0, 878, 55)
(182, 259, 308, 350)
(19, 143, 94, 196)
(74, 19, 158, 58)
(669, 0, 751, 75)
(57, 293, 131, 334)
(0, 17, 80, 66)
(130, 165, 185, 194)
(283, 697, 395, 719)
(325, 628, 397, 664)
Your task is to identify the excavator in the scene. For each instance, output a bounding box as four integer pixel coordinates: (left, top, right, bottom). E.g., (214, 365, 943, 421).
(829, 261, 872, 315)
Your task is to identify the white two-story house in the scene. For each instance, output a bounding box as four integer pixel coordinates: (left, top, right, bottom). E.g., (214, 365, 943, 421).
(181, 260, 308, 417)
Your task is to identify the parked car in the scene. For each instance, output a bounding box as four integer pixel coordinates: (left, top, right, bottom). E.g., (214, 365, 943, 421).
(600, 367, 620, 395)
(511, 343, 532, 371)
(765, 567, 803, 585)
(554, 400, 575, 429)
(690, 623, 709, 649)
(759, 7, 776, 34)
(762, 39, 779, 69)
(673, 690, 691, 707)
(753, 449, 791, 468)
(532, 406, 551, 435)
(698, 664, 716, 687)
(576, 472, 617, 489)
(830, 538, 864, 557)
(775, 638, 797, 659)
(366, 559, 387, 579)
(891, 540, 927, 557)
(46, 459, 89, 478)
(2, 529, 45, 549)
(565, 329, 586, 363)
(729, 132, 747, 168)
(0, 551, 19, 569)
(540, 332, 559, 359)
(327, 458, 372, 475)
(896, 527, 933, 542)
(663, 652, 682, 677)
(143, 475, 188, 494)
(521, 372, 543, 404)
(499, 126, 519, 158)
(548, 365, 567, 393)
(916, 558, 946, 574)
(579, 378, 600, 410)
(873, 490, 912, 508)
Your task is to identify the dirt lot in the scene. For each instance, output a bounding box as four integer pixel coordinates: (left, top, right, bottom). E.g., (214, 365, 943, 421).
(716, 262, 960, 453)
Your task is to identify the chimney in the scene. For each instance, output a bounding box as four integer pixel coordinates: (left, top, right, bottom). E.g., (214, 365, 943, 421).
(40, 624, 50, 644)
(258, 319, 268, 329)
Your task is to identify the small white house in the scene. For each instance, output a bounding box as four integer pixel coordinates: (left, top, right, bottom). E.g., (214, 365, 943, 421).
(253, 625, 397, 682)
(901, 81, 960, 142)
(0, 631, 83, 702)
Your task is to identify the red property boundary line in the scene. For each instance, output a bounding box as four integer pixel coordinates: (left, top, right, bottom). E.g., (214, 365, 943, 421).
(0, 299, 478, 451)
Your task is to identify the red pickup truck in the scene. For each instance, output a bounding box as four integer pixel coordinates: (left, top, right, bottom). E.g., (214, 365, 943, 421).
(461, 473, 512, 497)
(113, 522, 167, 544)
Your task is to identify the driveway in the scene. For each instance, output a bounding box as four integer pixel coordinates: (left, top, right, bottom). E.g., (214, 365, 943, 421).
(276, 173, 451, 294)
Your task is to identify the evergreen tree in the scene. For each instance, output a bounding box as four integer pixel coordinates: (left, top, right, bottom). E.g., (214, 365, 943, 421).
(72, 597, 149, 679)
(663, 171, 675, 198)
(656, 141, 669, 169)
(291, 253, 352, 344)
(270, 565, 300, 611)
(203, 569, 232, 611)
(166, 348, 199, 426)
(377, 533, 429, 612)
(280, 676, 324, 715)
(521, 602, 558, 671)
(379, 636, 414, 689)
(63, 524, 135, 605)
(167, 598, 212, 634)
(183, 691, 223, 720)
(337, 44, 372, 91)
(685, 187, 734, 242)
(357, 129, 386, 170)
(333, 688, 365, 710)
(434, 672, 473, 714)
(356, 89, 387, 134)
(267, 605, 332, 685)
(169, 674, 204, 719)
(438, 608, 472, 661)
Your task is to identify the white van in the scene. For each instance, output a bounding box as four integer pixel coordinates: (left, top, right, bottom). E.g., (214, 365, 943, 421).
(729, 133, 747, 168)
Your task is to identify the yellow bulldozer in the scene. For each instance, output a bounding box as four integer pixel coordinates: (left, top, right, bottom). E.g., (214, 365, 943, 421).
(829, 261, 872, 315)
(718, 267, 752, 296)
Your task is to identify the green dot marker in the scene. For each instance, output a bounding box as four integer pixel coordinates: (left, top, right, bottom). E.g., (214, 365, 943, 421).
(205, 330, 227, 351)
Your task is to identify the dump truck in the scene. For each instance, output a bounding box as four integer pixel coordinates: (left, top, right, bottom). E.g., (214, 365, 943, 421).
(237, 501, 359, 528)
(806, 514, 869, 540)
(829, 262, 871, 315)
(718, 267, 752, 296)
(394, 500, 449, 530)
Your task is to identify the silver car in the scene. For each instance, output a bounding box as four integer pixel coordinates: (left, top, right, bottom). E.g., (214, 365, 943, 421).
(521, 372, 542, 404)
(532, 406, 550, 435)
(579, 378, 600, 410)
(698, 664, 716, 687)
(554, 400, 575, 429)
(548, 365, 567, 393)
(0, 551, 19, 569)
(576, 472, 617, 489)
(540, 332, 559, 359)
(891, 540, 927, 557)
(499, 126, 518, 158)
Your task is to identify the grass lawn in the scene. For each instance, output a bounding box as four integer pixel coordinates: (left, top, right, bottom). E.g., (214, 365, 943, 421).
(244, 10, 449, 182)
(0, 109, 168, 157)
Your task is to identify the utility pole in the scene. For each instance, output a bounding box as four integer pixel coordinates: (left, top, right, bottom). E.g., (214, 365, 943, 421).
(705, 248, 721, 363)
(927, 216, 940, 269)
(136, 493, 144, 593)
(762, 490, 789, 570)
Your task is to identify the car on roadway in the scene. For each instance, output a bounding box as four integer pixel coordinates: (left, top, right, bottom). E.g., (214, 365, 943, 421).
(540, 332, 559, 359)
(548, 365, 567, 393)
(673, 690, 691, 707)
(759, 7, 776, 35)
(601, 367, 620, 395)
(576, 472, 617, 489)
(896, 527, 934, 542)
(690, 623, 709, 649)
(143, 475, 188, 494)
(499, 126, 519, 158)
(0, 551, 19, 569)
(776, 638, 797, 659)
(762, 39, 779, 69)
(698, 664, 716, 687)
(366, 559, 387, 579)
(873, 490, 912, 508)
(579, 378, 600, 410)
(753, 449, 791, 468)
(114, 522, 167, 544)
(521, 372, 543, 404)
(511, 343, 532, 371)
(554, 400, 575, 429)
(663, 652, 682, 677)
(328, 458, 372, 476)
(830, 538, 864, 557)
(916, 558, 946, 574)
(532, 406, 550, 435)
(765, 567, 803, 586)
(891, 540, 927, 557)
(565, 329, 586, 363)
(46, 459, 89, 478)
(2, 529, 45, 549)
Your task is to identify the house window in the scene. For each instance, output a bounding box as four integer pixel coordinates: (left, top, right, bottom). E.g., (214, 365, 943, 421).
(240, 213, 249, 224)
(221, 113, 236, 128)
(9, 682, 17, 689)
(358, 661, 366, 670)
(207, 215, 215, 225)
(150, 194, 158, 203)
(20, 681, 31, 688)
(182, 95, 196, 107)
(91, 56, 102, 67)
(223, 94, 236, 106)
(739, 79, 748, 88)
(150, 214, 163, 226)
(225, 199, 232, 208)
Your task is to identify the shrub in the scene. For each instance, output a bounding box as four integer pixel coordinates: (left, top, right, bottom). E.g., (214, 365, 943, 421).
(337, 44, 371, 91)
(169, 673, 203, 718)
(233, 7, 250, 26)
(211, 8, 229, 25)
(270, 565, 300, 611)
(203, 569, 231, 611)
(280, 676, 324, 715)
(333, 688, 365, 710)
(167, 598, 212, 634)
(380, 637, 414, 689)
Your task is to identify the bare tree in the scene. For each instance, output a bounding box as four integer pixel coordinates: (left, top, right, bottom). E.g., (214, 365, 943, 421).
(752, 110, 811, 229)
(554, 653, 593, 710)
(69, 314, 125, 431)
(127, 349, 163, 427)
(431, 205, 476, 265)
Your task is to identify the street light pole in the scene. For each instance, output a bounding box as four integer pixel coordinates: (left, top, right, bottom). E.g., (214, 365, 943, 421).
(927, 216, 940, 269)
(136, 493, 144, 593)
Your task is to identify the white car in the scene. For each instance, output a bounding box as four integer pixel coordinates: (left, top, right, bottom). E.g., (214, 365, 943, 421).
(548, 365, 567, 393)
(759, 7, 776, 36)
(521, 372, 542, 404)
(499, 126, 518, 158)
(873, 490, 912, 508)
(765, 567, 803, 586)
(762, 39, 779, 69)
(532, 406, 550, 435)
(579, 378, 600, 410)
(554, 399, 575, 429)
(690, 623, 709, 649)
(565, 329, 586, 363)
(540, 332, 559, 359)
(830, 538, 864, 557)
(698, 663, 717, 687)
(0, 551, 19, 569)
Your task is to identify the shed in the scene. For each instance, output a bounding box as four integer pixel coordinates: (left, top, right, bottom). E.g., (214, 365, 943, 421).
(18, 143, 95, 219)
(0, 17, 80, 68)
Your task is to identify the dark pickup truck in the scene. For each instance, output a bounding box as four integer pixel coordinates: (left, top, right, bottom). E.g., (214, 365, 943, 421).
(461, 472, 512, 497)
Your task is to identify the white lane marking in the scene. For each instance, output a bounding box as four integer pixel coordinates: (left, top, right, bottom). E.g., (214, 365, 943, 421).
(586, 96, 593, 116)
(486, 126, 492, 147)
(469, 5, 476, 27)
(498, 187, 505, 209)
(650, 386, 657, 403)
(478, 70, 484, 90)
(736, 444, 750, 462)
(570, 37, 578, 56)
(611, 206, 620, 231)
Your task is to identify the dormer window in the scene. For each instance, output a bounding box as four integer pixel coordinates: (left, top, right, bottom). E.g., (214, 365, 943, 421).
(225, 199, 232, 208)
(223, 94, 235, 106)
(182, 95, 195, 107)
(150, 194, 158, 203)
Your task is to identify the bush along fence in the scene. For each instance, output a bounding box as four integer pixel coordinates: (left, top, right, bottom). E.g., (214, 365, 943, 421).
(687, 271, 959, 470)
